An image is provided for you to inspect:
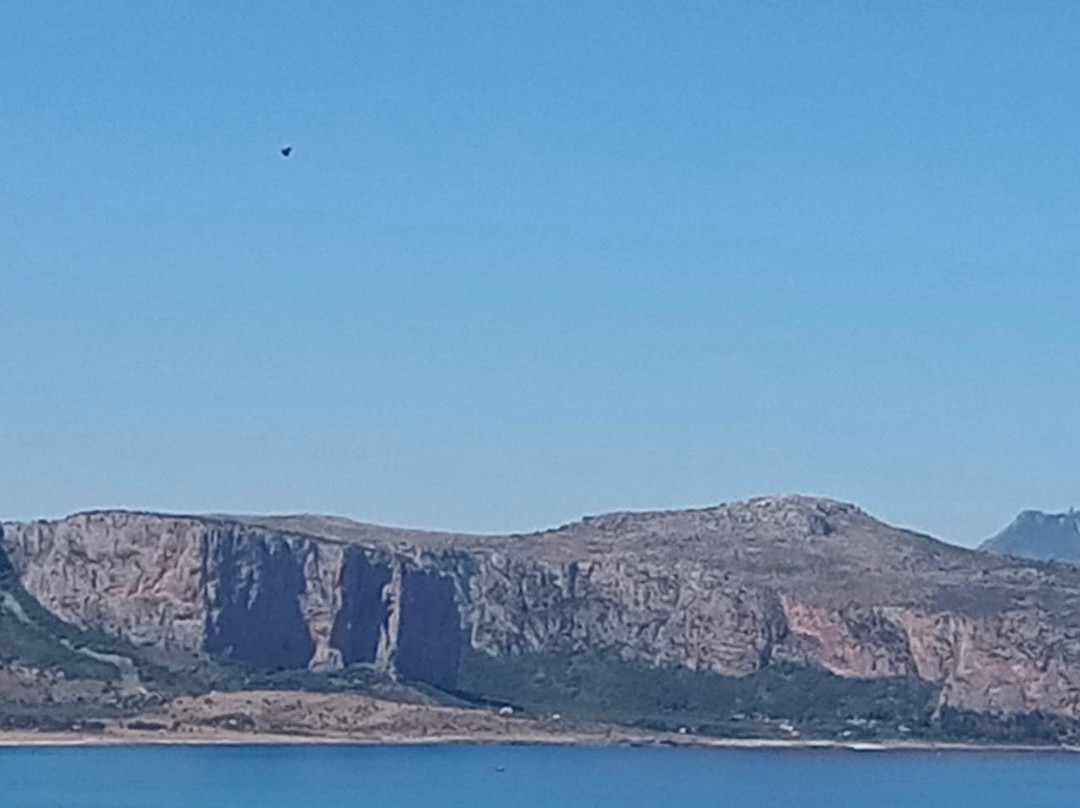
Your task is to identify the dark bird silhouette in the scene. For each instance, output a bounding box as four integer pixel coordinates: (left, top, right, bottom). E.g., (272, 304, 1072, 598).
(280, 146, 293, 158)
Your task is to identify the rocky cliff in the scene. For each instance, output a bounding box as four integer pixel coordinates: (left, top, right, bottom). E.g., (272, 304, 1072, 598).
(7, 496, 1080, 720)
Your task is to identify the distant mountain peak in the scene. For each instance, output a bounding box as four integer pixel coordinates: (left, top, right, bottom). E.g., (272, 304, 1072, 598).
(981, 508, 1080, 561)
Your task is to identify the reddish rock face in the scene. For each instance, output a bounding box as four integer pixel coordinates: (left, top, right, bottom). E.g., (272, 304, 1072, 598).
(7, 495, 1080, 718)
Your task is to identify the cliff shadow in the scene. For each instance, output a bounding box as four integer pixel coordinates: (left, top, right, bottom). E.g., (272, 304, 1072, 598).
(330, 548, 392, 665)
(397, 568, 463, 691)
(202, 529, 315, 671)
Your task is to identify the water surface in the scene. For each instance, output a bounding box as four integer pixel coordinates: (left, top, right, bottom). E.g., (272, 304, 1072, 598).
(1, 744, 1078, 807)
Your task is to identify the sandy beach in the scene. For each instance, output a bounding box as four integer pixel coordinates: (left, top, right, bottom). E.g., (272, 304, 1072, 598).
(0, 724, 1075, 754)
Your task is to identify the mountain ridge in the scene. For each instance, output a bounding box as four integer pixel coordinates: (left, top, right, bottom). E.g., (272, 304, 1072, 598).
(6, 495, 1080, 744)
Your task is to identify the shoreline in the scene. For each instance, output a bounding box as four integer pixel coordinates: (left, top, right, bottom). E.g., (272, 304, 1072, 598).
(0, 728, 1076, 754)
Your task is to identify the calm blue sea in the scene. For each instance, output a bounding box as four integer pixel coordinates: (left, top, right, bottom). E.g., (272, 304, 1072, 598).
(1, 744, 1078, 807)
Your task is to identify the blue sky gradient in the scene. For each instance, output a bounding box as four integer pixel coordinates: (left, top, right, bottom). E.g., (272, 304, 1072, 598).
(3, 2, 1079, 544)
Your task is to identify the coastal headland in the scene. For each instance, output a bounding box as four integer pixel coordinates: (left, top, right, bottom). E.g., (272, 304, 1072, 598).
(4, 496, 1080, 749)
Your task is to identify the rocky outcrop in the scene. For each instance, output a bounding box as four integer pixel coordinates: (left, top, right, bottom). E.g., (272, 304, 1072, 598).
(9, 496, 1080, 719)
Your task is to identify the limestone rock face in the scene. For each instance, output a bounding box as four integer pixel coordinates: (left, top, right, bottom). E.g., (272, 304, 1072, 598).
(1, 512, 207, 651)
(8, 495, 1080, 717)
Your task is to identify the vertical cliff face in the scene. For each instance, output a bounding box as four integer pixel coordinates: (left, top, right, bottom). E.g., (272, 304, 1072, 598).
(0, 512, 207, 651)
(8, 497, 1080, 719)
(322, 548, 465, 689)
(460, 554, 789, 676)
(0, 514, 470, 685)
(396, 568, 463, 689)
(329, 548, 391, 667)
(201, 526, 315, 669)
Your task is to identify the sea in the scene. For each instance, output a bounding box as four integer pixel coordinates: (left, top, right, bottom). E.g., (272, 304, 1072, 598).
(1, 744, 1078, 807)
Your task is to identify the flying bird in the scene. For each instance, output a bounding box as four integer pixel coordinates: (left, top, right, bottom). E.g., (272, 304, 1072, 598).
(280, 146, 293, 158)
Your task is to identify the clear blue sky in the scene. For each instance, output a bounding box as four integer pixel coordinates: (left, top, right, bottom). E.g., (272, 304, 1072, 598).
(2, 2, 1078, 545)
